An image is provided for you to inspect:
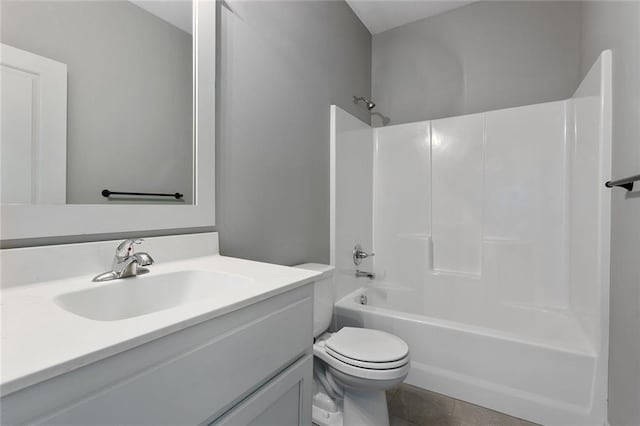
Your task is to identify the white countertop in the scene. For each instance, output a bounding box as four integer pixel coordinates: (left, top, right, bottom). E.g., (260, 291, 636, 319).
(0, 254, 319, 397)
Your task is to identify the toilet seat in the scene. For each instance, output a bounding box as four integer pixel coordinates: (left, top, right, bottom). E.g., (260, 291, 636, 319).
(314, 328, 410, 381)
(315, 343, 410, 381)
(325, 327, 409, 367)
(325, 347, 409, 370)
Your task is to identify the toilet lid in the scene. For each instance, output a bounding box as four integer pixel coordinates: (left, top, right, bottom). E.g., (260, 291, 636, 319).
(325, 327, 409, 363)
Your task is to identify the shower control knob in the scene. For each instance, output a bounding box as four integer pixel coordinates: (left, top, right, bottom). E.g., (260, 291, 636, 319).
(353, 243, 374, 266)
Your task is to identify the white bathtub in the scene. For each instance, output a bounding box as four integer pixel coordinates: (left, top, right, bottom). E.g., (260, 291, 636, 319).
(334, 286, 602, 425)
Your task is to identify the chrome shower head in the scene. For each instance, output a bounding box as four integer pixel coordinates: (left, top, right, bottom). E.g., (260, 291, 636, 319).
(353, 96, 376, 110)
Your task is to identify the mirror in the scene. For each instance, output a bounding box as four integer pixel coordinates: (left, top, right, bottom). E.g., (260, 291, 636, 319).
(0, 0, 214, 242)
(1, 0, 194, 205)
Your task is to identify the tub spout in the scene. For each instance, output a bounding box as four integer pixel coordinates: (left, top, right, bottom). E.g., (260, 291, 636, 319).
(355, 270, 375, 279)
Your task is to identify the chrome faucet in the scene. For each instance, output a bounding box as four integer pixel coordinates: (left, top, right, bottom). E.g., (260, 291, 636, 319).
(353, 243, 374, 266)
(93, 239, 155, 282)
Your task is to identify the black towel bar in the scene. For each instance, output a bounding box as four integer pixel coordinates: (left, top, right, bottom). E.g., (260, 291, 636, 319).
(605, 174, 640, 191)
(101, 189, 183, 199)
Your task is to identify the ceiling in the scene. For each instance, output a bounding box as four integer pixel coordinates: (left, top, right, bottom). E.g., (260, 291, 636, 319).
(345, 0, 476, 35)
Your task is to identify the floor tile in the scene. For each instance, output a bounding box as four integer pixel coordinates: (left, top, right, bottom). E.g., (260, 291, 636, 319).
(452, 400, 534, 426)
(388, 384, 455, 424)
(390, 415, 419, 426)
(422, 414, 472, 426)
(387, 384, 538, 426)
(387, 385, 401, 404)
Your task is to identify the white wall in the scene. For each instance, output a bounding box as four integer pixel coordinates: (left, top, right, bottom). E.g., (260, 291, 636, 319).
(579, 3, 640, 425)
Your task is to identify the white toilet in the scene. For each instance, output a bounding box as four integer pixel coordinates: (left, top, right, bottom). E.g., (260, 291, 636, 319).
(295, 264, 410, 426)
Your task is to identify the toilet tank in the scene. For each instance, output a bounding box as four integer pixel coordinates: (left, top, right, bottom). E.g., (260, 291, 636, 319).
(294, 263, 335, 338)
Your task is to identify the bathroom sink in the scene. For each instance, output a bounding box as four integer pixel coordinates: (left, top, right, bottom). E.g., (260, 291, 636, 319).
(54, 270, 253, 321)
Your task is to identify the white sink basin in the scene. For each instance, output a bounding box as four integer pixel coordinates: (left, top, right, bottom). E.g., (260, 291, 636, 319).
(54, 270, 253, 321)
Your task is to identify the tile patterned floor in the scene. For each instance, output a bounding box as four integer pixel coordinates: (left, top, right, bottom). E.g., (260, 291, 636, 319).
(387, 384, 538, 426)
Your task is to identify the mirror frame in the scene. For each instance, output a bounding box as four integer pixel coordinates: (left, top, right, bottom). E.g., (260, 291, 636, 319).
(1, 0, 215, 242)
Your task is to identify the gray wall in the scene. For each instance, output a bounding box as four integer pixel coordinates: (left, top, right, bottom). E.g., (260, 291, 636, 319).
(216, 1, 371, 265)
(371, 1, 582, 126)
(1, 1, 193, 204)
(580, 3, 640, 425)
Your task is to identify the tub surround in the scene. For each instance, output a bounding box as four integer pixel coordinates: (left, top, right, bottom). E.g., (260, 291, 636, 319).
(329, 51, 611, 425)
(0, 232, 320, 397)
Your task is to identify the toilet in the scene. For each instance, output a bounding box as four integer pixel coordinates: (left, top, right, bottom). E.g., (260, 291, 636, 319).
(295, 264, 410, 426)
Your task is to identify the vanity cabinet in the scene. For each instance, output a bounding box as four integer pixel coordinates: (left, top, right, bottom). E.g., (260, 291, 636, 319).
(1, 285, 313, 426)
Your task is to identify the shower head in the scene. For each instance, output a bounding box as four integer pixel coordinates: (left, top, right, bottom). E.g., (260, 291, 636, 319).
(353, 96, 376, 110)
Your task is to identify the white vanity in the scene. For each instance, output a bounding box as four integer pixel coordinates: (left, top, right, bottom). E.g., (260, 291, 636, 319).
(1, 233, 319, 425)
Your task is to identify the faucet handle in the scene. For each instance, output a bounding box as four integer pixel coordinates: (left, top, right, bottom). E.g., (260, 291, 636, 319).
(353, 243, 375, 265)
(115, 239, 143, 258)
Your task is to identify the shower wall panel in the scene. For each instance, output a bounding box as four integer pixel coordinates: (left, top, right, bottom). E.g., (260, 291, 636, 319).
(431, 114, 484, 276)
(568, 52, 611, 349)
(371, 103, 575, 311)
(484, 101, 569, 308)
(373, 122, 431, 312)
(330, 105, 374, 301)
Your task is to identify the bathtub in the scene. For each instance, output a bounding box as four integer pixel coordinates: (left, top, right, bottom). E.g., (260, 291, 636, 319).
(334, 286, 603, 425)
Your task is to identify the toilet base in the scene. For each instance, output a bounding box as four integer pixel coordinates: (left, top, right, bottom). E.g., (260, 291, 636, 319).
(312, 402, 344, 426)
(344, 390, 389, 426)
(312, 381, 391, 426)
(312, 387, 344, 426)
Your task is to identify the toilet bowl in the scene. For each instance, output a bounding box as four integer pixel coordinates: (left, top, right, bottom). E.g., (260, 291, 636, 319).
(314, 328, 410, 426)
(295, 263, 410, 426)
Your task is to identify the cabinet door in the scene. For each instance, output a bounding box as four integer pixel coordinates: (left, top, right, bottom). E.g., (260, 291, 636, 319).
(213, 354, 312, 426)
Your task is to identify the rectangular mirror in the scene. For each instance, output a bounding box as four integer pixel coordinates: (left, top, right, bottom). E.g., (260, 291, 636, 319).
(0, 0, 215, 241)
(2, 0, 195, 205)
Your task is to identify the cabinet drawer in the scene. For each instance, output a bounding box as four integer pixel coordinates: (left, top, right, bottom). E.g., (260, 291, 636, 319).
(30, 294, 312, 425)
(212, 354, 312, 426)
